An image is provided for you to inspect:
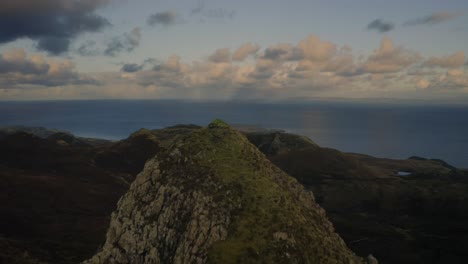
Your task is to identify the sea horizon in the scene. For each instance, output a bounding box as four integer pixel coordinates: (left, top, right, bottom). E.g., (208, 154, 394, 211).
(2, 99, 467, 168)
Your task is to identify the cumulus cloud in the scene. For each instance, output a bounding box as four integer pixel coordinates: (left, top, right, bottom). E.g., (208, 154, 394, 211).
(295, 35, 337, 62)
(0, 0, 111, 55)
(404, 12, 462, 26)
(367, 19, 395, 33)
(105, 27, 141, 56)
(0, 48, 98, 87)
(359, 37, 421, 73)
(88, 36, 468, 99)
(147, 11, 179, 26)
(208, 48, 231, 63)
(133, 55, 193, 89)
(423, 51, 465, 68)
(0, 48, 49, 75)
(262, 44, 295, 61)
(321, 46, 357, 76)
(232, 43, 260, 61)
(119, 36, 351, 100)
(418, 69, 468, 91)
(6, 34, 467, 100)
(152, 55, 187, 73)
(116, 36, 431, 100)
(416, 78, 430, 89)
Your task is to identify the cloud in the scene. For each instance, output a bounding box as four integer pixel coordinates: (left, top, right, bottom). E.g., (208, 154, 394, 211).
(232, 43, 260, 61)
(152, 55, 187, 73)
(321, 46, 358, 76)
(367, 19, 395, 33)
(295, 35, 337, 62)
(0, 0, 111, 55)
(404, 12, 462, 26)
(6, 34, 468, 101)
(359, 37, 421, 73)
(76, 40, 100, 56)
(125, 36, 349, 100)
(0, 48, 99, 87)
(417, 69, 468, 91)
(121, 36, 426, 101)
(121, 63, 144, 73)
(105, 27, 141, 56)
(36, 37, 71, 55)
(147, 11, 179, 26)
(416, 78, 430, 89)
(120, 58, 157, 73)
(135, 55, 192, 88)
(191, 1, 236, 21)
(262, 44, 294, 61)
(208, 48, 231, 63)
(0, 48, 49, 75)
(423, 51, 465, 68)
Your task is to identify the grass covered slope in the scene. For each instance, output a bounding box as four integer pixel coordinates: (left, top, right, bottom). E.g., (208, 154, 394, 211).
(86, 120, 363, 264)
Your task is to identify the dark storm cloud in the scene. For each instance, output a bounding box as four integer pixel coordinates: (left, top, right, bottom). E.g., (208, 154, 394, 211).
(36, 37, 71, 55)
(404, 12, 462, 26)
(147, 11, 178, 26)
(367, 19, 395, 33)
(105, 28, 141, 57)
(0, 0, 111, 55)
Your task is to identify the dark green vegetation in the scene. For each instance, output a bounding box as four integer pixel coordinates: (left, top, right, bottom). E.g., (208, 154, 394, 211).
(1, 123, 468, 263)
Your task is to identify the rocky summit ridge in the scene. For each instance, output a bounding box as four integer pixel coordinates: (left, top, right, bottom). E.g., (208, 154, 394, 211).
(84, 119, 365, 264)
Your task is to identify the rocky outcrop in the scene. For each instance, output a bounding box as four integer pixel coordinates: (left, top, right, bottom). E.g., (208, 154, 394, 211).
(84, 120, 363, 264)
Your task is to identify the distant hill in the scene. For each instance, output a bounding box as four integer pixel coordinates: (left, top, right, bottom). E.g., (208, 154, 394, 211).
(0, 126, 110, 146)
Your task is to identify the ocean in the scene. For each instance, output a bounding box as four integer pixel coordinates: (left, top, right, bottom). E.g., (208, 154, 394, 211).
(1, 100, 467, 168)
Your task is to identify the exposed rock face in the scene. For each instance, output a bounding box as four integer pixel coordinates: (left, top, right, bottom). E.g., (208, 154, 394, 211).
(84, 120, 363, 264)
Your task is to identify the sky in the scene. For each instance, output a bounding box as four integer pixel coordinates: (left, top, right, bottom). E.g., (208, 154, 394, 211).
(0, 0, 468, 102)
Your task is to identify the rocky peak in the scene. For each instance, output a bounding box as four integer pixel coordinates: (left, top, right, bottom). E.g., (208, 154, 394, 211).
(84, 120, 365, 264)
(207, 119, 230, 129)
